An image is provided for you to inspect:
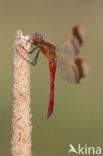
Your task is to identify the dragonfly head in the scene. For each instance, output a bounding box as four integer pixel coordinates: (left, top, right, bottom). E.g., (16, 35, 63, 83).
(33, 33, 44, 44)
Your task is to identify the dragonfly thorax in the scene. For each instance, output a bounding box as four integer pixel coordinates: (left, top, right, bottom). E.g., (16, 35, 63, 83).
(39, 42, 57, 63)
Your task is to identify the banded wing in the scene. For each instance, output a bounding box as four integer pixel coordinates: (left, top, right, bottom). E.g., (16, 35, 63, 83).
(56, 25, 88, 83)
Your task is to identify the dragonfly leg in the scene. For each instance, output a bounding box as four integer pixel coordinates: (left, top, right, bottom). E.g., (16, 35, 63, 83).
(16, 44, 38, 54)
(31, 51, 40, 66)
(18, 38, 36, 45)
(16, 46, 39, 65)
(15, 47, 34, 64)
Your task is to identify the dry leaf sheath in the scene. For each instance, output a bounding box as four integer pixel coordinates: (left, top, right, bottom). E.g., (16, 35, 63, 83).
(11, 31, 32, 156)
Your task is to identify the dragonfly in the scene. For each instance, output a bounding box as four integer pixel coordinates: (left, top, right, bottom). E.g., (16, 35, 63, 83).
(16, 25, 88, 119)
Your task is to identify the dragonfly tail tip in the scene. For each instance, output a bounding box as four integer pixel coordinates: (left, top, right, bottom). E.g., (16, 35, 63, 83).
(47, 111, 53, 119)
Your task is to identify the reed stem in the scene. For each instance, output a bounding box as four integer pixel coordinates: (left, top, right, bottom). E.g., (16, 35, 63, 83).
(11, 31, 32, 156)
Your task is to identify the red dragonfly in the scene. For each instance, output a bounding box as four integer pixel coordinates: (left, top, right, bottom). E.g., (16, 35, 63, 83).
(17, 25, 88, 119)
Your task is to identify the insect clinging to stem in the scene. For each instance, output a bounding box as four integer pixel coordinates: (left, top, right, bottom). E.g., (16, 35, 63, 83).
(16, 25, 88, 119)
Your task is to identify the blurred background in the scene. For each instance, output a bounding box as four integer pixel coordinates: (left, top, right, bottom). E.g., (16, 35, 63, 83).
(0, 0, 103, 155)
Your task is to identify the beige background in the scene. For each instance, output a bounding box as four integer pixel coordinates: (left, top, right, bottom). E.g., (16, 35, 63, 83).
(0, 0, 103, 155)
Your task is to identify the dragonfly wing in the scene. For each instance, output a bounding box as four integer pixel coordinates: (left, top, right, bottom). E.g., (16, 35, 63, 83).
(56, 25, 88, 83)
(56, 40, 77, 59)
(56, 25, 85, 58)
(57, 57, 88, 83)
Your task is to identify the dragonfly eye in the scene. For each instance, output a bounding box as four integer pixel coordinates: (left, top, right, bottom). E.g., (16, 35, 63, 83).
(33, 33, 44, 44)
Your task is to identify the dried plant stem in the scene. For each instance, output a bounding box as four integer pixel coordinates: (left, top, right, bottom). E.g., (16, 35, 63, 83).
(11, 31, 32, 156)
